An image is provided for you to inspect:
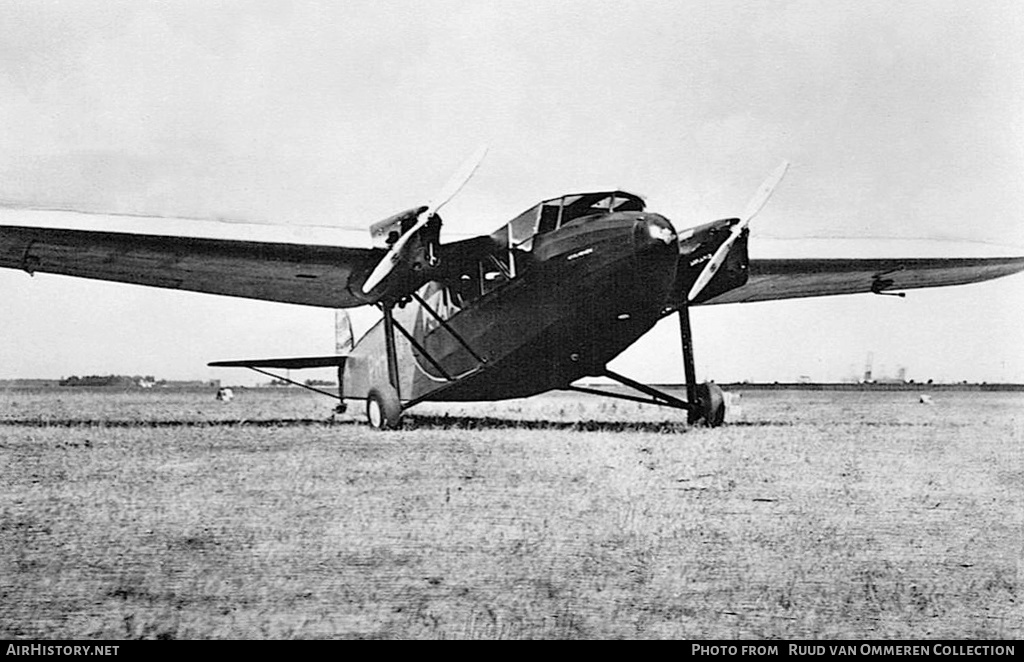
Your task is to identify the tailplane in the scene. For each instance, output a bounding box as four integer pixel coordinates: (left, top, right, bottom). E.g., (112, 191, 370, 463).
(210, 309, 354, 370)
(208, 355, 347, 370)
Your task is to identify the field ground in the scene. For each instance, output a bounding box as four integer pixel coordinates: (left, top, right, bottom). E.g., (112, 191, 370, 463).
(0, 387, 1020, 639)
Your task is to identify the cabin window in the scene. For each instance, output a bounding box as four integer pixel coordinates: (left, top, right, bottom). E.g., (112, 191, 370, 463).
(451, 274, 477, 308)
(420, 283, 461, 334)
(450, 253, 512, 307)
(480, 253, 511, 295)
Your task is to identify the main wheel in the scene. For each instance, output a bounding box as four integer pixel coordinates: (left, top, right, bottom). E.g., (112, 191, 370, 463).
(693, 382, 726, 427)
(366, 385, 402, 430)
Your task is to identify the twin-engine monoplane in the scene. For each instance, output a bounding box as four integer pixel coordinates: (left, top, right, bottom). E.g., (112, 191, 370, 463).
(2, 151, 1022, 428)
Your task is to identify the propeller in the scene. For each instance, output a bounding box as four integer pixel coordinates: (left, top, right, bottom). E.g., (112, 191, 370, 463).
(686, 160, 790, 302)
(361, 145, 489, 294)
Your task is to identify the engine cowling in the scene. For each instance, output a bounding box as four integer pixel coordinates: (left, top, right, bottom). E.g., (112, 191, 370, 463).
(360, 206, 444, 301)
(670, 218, 750, 306)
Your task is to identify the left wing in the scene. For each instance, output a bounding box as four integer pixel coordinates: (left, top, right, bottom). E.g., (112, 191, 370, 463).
(0, 208, 385, 308)
(702, 256, 1024, 305)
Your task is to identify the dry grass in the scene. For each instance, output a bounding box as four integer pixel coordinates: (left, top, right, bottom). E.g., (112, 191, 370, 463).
(0, 387, 1020, 639)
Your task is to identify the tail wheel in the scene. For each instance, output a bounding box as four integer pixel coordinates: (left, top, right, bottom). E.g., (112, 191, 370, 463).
(366, 385, 402, 430)
(694, 382, 726, 427)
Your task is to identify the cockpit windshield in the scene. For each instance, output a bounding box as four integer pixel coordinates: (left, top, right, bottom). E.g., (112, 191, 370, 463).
(505, 190, 644, 251)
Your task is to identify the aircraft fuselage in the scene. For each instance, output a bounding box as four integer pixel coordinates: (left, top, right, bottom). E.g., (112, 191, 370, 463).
(341, 209, 685, 402)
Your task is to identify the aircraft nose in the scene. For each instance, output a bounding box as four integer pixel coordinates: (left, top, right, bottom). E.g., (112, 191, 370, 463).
(632, 214, 679, 299)
(634, 214, 678, 252)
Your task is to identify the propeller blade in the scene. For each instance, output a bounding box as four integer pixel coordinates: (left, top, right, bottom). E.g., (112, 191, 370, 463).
(739, 160, 789, 229)
(361, 219, 421, 293)
(686, 230, 739, 302)
(361, 145, 488, 294)
(424, 144, 489, 218)
(687, 160, 789, 302)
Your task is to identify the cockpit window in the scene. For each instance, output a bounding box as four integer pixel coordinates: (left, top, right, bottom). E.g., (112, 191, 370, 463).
(538, 204, 560, 234)
(509, 210, 536, 250)
(493, 189, 643, 266)
(559, 192, 643, 224)
(500, 190, 645, 253)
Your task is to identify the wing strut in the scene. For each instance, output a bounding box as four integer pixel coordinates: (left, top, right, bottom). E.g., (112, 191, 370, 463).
(410, 291, 488, 366)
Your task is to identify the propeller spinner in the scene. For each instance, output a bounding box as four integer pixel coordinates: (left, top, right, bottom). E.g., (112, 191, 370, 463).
(361, 145, 489, 294)
(686, 160, 790, 302)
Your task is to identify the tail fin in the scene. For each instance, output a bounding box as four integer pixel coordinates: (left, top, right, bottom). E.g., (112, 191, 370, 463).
(335, 310, 354, 355)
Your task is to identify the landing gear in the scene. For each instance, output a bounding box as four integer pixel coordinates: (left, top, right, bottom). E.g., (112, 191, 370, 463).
(570, 372, 726, 427)
(366, 303, 405, 430)
(564, 306, 726, 427)
(362, 293, 489, 430)
(366, 385, 402, 430)
(679, 305, 725, 427)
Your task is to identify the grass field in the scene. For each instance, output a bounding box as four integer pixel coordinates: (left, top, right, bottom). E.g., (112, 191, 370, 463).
(0, 387, 1020, 639)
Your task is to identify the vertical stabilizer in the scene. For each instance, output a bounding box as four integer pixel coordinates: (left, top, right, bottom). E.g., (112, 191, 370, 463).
(336, 310, 354, 355)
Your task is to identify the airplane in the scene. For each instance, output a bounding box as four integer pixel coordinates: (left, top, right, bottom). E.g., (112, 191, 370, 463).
(2, 149, 1023, 429)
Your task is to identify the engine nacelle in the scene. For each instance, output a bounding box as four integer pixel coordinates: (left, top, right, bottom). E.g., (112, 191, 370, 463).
(368, 206, 425, 248)
(361, 208, 444, 302)
(670, 218, 751, 306)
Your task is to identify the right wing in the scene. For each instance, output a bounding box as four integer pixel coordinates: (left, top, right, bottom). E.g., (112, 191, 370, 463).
(0, 207, 387, 308)
(702, 256, 1024, 305)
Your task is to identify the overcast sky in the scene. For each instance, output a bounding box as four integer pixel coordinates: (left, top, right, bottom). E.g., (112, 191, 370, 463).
(1, 1, 1022, 385)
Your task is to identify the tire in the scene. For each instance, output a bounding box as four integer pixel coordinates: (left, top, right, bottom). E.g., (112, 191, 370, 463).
(366, 385, 402, 430)
(694, 382, 726, 427)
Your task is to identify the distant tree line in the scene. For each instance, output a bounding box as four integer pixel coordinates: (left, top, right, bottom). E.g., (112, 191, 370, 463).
(59, 375, 154, 387)
(57, 375, 218, 388)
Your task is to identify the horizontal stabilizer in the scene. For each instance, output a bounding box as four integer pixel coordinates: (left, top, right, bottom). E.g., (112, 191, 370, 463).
(209, 355, 348, 370)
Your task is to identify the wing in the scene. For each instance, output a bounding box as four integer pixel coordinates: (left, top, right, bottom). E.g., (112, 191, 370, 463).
(703, 256, 1024, 305)
(0, 207, 385, 308)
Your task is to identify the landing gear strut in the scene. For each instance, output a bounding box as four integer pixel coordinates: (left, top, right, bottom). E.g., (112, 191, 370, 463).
(565, 306, 726, 426)
(364, 294, 489, 429)
(366, 302, 405, 430)
(679, 305, 725, 427)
